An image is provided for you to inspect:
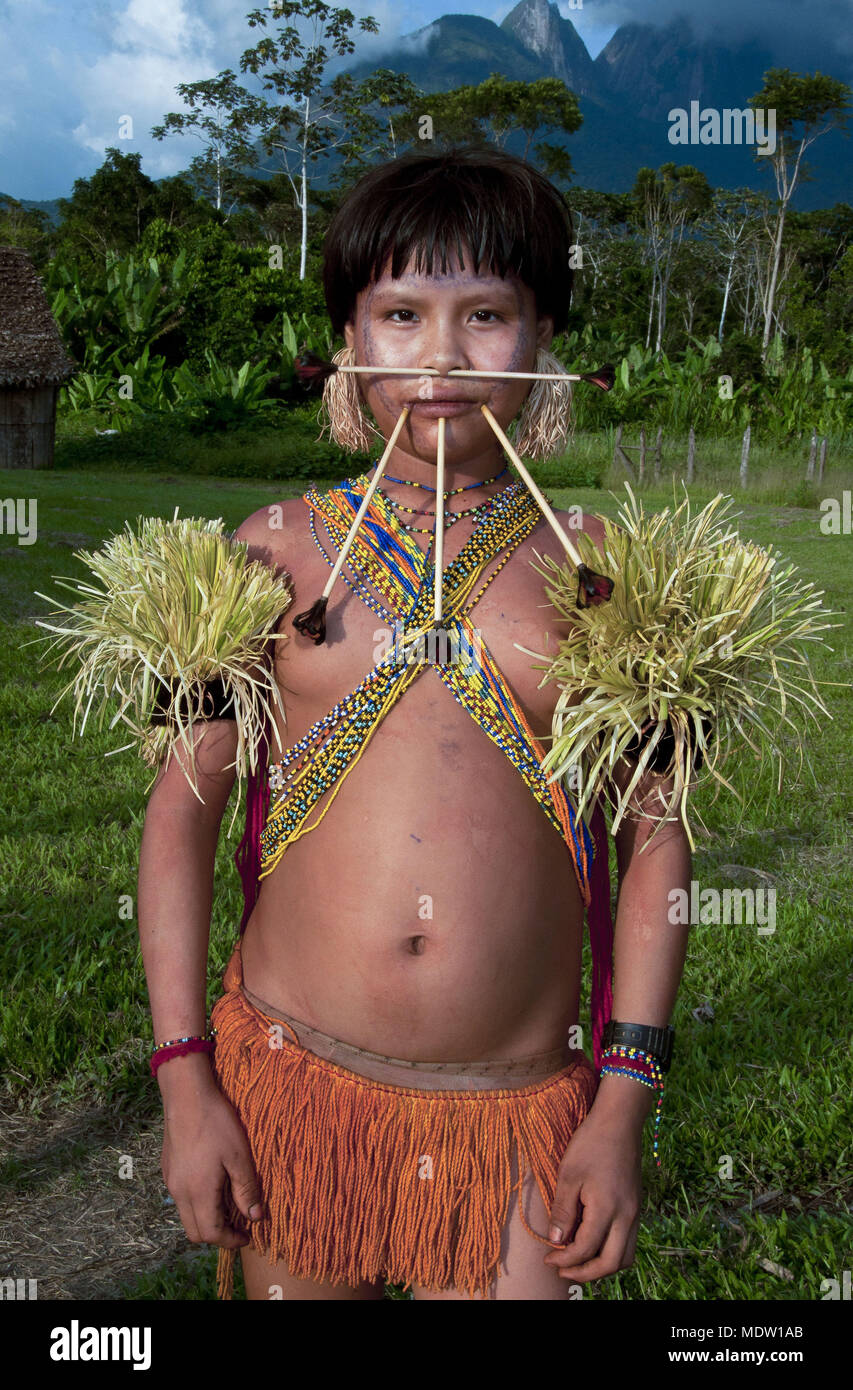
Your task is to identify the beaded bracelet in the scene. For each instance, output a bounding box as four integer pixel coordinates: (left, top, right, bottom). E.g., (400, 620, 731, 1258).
(150, 1029, 217, 1079)
(600, 1044, 666, 1168)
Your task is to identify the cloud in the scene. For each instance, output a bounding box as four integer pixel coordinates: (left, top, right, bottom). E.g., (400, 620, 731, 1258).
(0, 0, 232, 194)
(314, 0, 438, 69)
(574, 0, 853, 67)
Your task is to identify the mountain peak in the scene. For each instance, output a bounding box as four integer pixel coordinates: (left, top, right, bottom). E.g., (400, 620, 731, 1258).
(502, 0, 562, 47)
(501, 0, 596, 92)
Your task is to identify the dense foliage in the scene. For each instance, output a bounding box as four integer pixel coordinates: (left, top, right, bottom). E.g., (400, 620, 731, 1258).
(1, 101, 850, 456)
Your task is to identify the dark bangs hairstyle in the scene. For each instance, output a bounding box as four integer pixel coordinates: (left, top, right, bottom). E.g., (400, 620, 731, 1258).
(322, 146, 575, 338)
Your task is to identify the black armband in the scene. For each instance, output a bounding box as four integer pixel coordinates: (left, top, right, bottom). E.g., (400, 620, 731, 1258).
(149, 676, 237, 728)
(622, 715, 714, 774)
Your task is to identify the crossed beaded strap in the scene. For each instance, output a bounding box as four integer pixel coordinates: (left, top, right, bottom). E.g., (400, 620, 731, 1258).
(261, 486, 540, 874)
(434, 617, 593, 904)
(260, 475, 592, 906)
(261, 483, 538, 866)
(306, 472, 529, 624)
(265, 490, 533, 825)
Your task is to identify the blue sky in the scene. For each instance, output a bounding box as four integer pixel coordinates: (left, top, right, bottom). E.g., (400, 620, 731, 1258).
(0, 0, 617, 200)
(0, 0, 848, 201)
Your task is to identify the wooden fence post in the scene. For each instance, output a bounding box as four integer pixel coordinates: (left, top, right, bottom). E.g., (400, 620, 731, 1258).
(638, 426, 646, 484)
(614, 422, 636, 481)
(807, 427, 817, 479)
(818, 436, 827, 482)
(740, 424, 751, 488)
(686, 426, 695, 484)
(654, 426, 662, 481)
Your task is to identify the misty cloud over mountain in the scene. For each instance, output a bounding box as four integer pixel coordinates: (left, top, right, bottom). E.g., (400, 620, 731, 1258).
(572, 0, 853, 66)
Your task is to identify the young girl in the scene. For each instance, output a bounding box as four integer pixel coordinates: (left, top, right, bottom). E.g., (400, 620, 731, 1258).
(139, 147, 691, 1300)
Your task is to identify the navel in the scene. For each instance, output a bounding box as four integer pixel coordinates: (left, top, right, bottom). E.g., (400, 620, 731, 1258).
(406, 934, 427, 956)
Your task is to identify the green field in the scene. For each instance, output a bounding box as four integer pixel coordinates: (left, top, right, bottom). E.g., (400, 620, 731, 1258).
(1, 460, 851, 1300)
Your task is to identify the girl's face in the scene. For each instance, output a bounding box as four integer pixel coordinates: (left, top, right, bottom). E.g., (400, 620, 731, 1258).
(343, 245, 554, 471)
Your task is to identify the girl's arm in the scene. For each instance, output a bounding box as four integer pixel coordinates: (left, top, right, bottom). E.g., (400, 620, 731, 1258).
(544, 768, 692, 1282)
(138, 717, 263, 1249)
(137, 717, 239, 1104)
(592, 780, 692, 1127)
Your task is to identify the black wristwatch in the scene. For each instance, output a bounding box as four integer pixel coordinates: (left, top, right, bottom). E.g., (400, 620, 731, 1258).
(601, 1020, 675, 1073)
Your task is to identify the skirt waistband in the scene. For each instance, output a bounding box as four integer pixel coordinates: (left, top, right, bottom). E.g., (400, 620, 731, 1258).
(226, 943, 582, 1090)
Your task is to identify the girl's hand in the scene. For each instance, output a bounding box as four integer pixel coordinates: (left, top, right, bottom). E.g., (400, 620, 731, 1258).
(161, 1084, 264, 1250)
(543, 1108, 644, 1282)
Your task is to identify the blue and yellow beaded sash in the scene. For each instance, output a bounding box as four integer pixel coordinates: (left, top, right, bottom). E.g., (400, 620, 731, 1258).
(257, 472, 594, 903)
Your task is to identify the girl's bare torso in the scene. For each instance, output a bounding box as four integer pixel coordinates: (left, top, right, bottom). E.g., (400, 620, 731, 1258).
(239, 495, 602, 1063)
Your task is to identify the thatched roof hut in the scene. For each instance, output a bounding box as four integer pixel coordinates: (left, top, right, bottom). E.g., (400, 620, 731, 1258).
(0, 246, 75, 468)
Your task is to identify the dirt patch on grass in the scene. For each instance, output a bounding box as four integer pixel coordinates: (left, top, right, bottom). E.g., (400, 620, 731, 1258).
(40, 531, 98, 550)
(0, 1100, 191, 1299)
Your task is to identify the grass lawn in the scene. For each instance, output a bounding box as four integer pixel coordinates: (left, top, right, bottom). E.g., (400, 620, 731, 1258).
(1, 462, 851, 1301)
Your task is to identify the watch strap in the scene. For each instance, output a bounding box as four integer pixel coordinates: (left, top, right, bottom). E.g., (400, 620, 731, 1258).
(601, 1020, 675, 1072)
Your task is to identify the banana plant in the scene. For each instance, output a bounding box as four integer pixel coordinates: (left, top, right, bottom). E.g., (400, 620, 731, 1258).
(171, 350, 279, 428)
(50, 250, 187, 370)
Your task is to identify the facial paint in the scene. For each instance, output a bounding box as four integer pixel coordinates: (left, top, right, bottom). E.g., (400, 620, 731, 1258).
(354, 253, 541, 474)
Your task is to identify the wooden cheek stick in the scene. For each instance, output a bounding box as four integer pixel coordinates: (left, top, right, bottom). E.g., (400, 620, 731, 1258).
(479, 403, 584, 567)
(323, 404, 411, 599)
(479, 404, 614, 607)
(449, 369, 584, 381)
(319, 365, 587, 382)
(292, 405, 411, 643)
(434, 415, 446, 626)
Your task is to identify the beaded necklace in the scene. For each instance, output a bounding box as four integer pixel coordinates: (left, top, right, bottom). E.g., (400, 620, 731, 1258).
(259, 470, 593, 904)
(383, 465, 508, 493)
(381, 483, 513, 533)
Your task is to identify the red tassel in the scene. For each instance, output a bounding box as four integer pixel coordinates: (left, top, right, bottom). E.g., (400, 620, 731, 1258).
(576, 563, 614, 607)
(294, 350, 338, 391)
(579, 363, 615, 391)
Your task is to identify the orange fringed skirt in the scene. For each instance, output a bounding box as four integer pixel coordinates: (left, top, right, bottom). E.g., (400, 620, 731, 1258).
(210, 944, 599, 1300)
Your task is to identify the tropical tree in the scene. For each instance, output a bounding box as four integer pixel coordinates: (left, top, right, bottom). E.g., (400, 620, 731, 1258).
(471, 75, 582, 185)
(239, 0, 380, 279)
(775, 202, 853, 365)
(229, 169, 306, 247)
(567, 187, 632, 298)
(56, 149, 161, 260)
(397, 75, 583, 187)
(151, 70, 269, 215)
(0, 197, 50, 263)
(325, 68, 422, 173)
(748, 68, 851, 354)
(631, 163, 713, 354)
(700, 188, 766, 341)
